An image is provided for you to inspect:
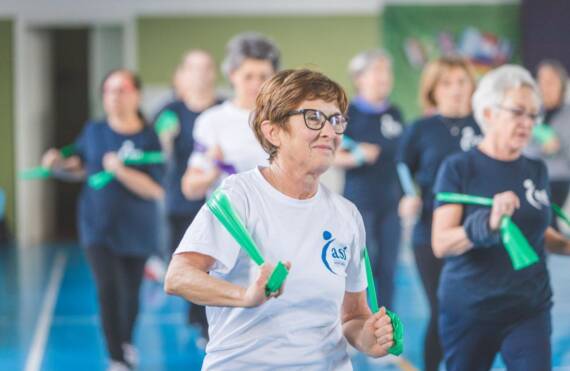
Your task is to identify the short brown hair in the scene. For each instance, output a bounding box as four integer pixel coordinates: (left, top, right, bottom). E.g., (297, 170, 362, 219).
(250, 69, 348, 162)
(419, 56, 476, 113)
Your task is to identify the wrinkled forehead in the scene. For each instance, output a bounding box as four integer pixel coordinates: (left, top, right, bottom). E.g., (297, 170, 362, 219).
(502, 85, 541, 111)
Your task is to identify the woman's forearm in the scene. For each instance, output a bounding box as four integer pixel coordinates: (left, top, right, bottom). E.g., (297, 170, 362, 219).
(545, 227, 570, 255)
(114, 166, 164, 200)
(181, 168, 220, 200)
(164, 253, 246, 307)
(432, 226, 473, 258)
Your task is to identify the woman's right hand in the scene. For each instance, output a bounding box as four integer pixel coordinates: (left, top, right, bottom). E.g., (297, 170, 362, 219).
(41, 148, 62, 169)
(398, 195, 422, 219)
(241, 262, 291, 308)
(358, 143, 381, 164)
(489, 191, 520, 231)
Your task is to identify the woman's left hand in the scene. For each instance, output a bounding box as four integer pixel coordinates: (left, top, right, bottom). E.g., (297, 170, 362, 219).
(103, 152, 124, 174)
(359, 307, 394, 358)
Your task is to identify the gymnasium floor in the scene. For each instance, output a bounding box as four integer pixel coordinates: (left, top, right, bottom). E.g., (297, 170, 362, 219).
(1, 243, 569, 371)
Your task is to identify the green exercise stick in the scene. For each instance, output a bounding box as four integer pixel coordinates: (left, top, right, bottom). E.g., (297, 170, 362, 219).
(552, 203, 570, 227)
(436, 192, 539, 270)
(20, 144, 76, 180)
(363, 247, 404, 356)
(19, 167, 52, 180)
(533, 124, 556, 144)
(87, 151, 166, 190)
(206, 189, 289, 296)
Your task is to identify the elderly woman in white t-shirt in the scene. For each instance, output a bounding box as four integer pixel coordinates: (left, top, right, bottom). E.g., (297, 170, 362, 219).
(181, 32, 281, 200)
(165, 69, 395, 370)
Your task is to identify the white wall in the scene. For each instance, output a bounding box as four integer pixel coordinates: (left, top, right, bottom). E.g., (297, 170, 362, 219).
(15, 25, 55, 247)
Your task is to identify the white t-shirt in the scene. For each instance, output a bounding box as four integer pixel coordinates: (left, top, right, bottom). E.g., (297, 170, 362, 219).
(189, 101, 269, 188)
(176, 167, 368, 370)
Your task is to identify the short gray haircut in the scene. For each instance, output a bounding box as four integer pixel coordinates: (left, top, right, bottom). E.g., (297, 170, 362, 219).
(472, 64, 541, 132)
(221, 32, 281, 77)
(348, 49, 393, 81)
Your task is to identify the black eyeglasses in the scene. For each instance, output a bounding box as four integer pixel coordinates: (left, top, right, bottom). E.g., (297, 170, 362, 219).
(286, 109, 348, 134)
(495, 105, 543, 124)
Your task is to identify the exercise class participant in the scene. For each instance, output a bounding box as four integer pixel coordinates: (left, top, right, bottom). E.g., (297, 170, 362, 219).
(397, 56, 482, 371)
(43, 69, 164, 371)
(432, 64, 570, 371)
(165, 69, 394, 370)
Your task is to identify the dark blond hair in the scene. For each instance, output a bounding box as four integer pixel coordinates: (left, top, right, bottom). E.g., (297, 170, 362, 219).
(419, 56, 476, 113)
(250, 69, 348, 162)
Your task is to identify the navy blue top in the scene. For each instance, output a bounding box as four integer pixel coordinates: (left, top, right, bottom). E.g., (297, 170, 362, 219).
(74, 120, 164, 257)
(153, 100, 215, 217)
(343, 100, 404, 213)
(434, 147, 552, 322)
(397, 114, 483, 247)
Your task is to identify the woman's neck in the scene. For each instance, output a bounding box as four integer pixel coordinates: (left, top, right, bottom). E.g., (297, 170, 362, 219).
(183, 89, 216, 112)
(438, 107, 470, 119)
(108, 112, 142, 134)
(478, 136, 521, 161)
(262, 161, 320, 200)
(232, 96, 255, 111)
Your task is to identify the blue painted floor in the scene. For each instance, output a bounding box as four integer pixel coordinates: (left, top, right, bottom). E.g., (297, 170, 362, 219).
(1, 243, 570, 370)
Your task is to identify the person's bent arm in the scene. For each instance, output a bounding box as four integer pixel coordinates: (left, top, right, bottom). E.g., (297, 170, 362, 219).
(103, 152, 164, 200)
(334, 143, 381, 170)
(42, 149, 86, 180)
(545, 226, 570, 255)
(164, 251, 288, 308)
(341, 290, 393, 358)
(181, 166, 220, 200)
(432, 204, 472, 258)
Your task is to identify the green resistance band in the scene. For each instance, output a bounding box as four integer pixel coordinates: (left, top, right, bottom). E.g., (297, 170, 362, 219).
(88, 151, 165, 190)
(19, 144, 76, 180)
(363, 247, 404, 356)
(436, 192, 539, 270)
(155, 110, 180, 135)
(532, 124, 556, 144)
(206, 189, 289, 296)
(552, 203, 570, 227)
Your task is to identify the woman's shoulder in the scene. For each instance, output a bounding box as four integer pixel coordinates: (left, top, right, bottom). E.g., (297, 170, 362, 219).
(319, 184, 361, 219)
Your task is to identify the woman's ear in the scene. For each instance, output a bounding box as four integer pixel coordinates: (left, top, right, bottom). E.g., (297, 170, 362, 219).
(260, 120, 281, 148)
(483, 106, 494, 126)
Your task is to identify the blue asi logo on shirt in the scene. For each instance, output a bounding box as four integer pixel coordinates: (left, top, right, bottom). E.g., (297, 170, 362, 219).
(321, 231, 349, 276)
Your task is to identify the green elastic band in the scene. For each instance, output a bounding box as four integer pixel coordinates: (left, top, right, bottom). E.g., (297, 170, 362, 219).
(363, 246, 404, 356)
(206, 189, 289, 296)
(552, 203, 570, 227)
(19, 167, 52, 180)
(436, 192, 539, 270)
(532, 124, 556, 144)
(155, 110, 180, 135)
(87, 151, 165, 189)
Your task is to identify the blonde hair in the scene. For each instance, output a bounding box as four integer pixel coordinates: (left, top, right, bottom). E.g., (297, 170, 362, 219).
(419, 56, 476, 113)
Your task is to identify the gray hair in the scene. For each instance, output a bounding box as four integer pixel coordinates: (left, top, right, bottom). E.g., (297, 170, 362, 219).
(348, 49, 393, 81)
(221, 32, 281, 77)
(472, 64, 541, 132)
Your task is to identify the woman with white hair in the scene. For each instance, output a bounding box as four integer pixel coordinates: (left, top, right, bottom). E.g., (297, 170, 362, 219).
(336, 49, 404, 312)
(181, 32, 281, 200)
(432, 64, 570, 370)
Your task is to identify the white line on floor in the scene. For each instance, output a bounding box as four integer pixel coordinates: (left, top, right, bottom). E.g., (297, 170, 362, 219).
(24, 250, 67, 371)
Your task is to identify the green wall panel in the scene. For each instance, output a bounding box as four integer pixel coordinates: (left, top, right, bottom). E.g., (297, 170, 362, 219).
(0, 19, 14, 235)
(383, 4, 520, 120)
(137, 15, 381, 94)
